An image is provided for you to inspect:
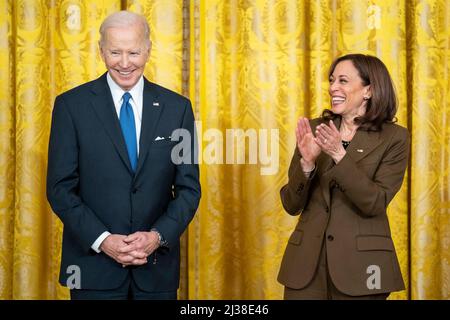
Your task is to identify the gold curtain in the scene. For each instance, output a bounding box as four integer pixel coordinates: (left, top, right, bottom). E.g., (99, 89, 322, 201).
(408, 0, 450, 299)
(0, 0, 449, 300)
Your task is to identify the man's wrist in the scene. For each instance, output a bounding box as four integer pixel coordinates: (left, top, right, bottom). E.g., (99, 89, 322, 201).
(91, 231, 111, 253)
(150, 228, 167, 247)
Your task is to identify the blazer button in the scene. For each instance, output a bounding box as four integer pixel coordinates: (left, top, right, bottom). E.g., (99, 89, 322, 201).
(327, 235, 334, 241)
(325, 206, 329, 213)
(132, 188, 138, 194)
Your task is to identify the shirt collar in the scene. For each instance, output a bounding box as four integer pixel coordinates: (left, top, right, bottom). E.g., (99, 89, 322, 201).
(106, 72, 144, 105)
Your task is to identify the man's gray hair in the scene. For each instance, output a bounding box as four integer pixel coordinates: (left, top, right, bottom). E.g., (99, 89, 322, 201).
(99, 11, 150, 48)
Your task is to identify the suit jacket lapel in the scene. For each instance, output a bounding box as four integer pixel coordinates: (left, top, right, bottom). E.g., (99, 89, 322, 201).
(90, 73, 133, 173)
(134, 78, 163, 176)
(344, 129, 381, 163)
(318, 153, 334, 209)
(318, 117, 382, 208)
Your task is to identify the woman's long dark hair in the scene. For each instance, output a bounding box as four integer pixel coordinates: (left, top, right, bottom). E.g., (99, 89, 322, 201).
(322, 54, 398, 131)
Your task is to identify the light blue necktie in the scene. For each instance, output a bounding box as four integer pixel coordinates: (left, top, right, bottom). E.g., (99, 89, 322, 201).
(119, 92, 138, 172)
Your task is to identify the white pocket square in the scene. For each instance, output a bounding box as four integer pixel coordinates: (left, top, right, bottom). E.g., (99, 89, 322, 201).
(154, 136, 165, 141)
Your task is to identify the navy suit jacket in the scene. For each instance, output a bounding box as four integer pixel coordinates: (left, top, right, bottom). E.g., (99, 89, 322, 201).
(47, 73, 201, 291)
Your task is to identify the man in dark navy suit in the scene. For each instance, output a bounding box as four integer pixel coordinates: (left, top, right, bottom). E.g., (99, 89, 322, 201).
(47, 10, 200, 299)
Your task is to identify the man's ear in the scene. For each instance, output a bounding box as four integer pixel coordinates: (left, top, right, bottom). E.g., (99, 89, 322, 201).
(99, 42, 105, 60)
(146, 41, 152, 57)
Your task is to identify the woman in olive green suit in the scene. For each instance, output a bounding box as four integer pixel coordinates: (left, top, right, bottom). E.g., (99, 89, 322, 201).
(278, 54, 409, 300)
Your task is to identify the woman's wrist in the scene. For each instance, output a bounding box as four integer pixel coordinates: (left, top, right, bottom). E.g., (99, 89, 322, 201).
(300, 158, 315, 172)
(332, 149, 346, 164)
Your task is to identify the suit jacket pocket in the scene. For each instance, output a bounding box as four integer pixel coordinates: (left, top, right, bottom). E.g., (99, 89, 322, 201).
(288, 230, 303, 246)
(151, 140, 177, 148)
(356, 235, 394, 251)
